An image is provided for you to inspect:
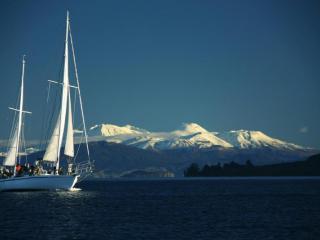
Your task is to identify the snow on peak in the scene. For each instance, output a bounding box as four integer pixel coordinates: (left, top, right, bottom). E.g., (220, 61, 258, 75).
(167, 123, 233, 148)
(217, 130, 304, 150)
(93, 123, 148, 137)
(175, 123, 208, 135)
(89, 122, 307, 151)
(181, 132, 233, 148)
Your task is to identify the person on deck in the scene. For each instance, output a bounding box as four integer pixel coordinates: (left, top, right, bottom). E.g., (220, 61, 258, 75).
(15, 164, 22, 176)
(29, 165, 35, 176)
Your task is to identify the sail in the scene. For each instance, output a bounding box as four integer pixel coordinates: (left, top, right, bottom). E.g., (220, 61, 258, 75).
(43, 12, 70, 165)
(43, 111, 62, 162)
(64, 91, 74, 157)
(3, 128, 19, 166)
(3, 57, 25, 166)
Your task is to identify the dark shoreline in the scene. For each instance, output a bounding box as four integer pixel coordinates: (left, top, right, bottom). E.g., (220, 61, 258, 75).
(184, 154, 320, 177)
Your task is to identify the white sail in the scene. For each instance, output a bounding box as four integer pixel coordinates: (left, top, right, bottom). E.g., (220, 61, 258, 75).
(3, 128, 19, 166)
(64, 91, 74, 157)
(43, 12, 70, 168)
(43, 111, 62, 162)
(3, 57, 25, 167)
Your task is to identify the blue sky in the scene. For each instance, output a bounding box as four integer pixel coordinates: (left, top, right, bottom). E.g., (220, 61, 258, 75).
(0, 0, 320, 148)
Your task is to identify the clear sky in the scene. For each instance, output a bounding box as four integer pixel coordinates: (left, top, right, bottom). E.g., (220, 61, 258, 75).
(0, 0, 320, 148)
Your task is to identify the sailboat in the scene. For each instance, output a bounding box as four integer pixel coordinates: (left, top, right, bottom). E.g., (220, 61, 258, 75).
(0, 11, 93, 191)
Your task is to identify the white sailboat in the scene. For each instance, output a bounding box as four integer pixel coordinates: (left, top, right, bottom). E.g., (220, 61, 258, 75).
(0, 11, 93, 191)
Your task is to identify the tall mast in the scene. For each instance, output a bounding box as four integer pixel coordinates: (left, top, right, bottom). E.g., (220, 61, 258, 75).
(43, 11, 70, 172)
(15, 55, 26, 167)
(55, 10, 70, 171)
(3, 56, 31, 174)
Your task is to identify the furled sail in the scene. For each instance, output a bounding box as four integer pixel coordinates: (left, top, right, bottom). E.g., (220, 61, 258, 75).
(64, 91, 74, 157)
(43, 12, 70, 167)
(3, 57, 25, 167)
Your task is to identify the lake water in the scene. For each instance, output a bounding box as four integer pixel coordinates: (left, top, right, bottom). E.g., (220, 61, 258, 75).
(1, 178, 320, 240)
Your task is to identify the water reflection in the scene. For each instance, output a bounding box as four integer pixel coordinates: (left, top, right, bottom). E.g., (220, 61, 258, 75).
(55, 189, 97, 199)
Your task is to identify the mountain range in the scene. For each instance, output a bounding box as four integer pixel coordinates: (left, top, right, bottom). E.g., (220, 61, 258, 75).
(88, 122, 307, 151)
(1, 122, 318, 177)
(73, 122, 316, 177)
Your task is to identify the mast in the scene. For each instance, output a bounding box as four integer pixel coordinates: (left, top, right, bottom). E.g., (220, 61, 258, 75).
(3, 56, 31, 174)
(43, 11, 70, 173)
(15, 56, 25, 168)
(56, 10, 70, 171)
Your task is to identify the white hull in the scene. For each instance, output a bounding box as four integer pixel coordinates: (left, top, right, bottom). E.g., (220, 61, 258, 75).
(0, 175, 79, 191)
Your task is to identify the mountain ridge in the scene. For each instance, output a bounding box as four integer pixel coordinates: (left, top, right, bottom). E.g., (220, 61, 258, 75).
(88, 122, 310, 151)
(1, 122, 317, 177)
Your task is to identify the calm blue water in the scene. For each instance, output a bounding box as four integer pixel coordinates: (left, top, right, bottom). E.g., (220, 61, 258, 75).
(1, 178, 320, 240)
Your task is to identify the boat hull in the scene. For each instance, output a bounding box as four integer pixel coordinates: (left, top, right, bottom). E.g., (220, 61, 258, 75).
(0, 175, 79, 191)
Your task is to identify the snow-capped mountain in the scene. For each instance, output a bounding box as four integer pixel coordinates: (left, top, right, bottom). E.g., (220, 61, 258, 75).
(16, 122, 317, 177)
(90, 124, 148, 136)
(88, 122, 307, 151)
(216, 130, 305, 150)
(171, 123, 232, 148)
(90, 123, 234, 150)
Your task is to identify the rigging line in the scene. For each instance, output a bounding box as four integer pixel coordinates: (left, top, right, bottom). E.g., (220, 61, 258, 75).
(72, 87, 79, 161)
(6, 71, 21, 154)
(45, 54, 65, 144)
(40, 81, 59, 150)
(73, 121, 83, 161)
(21, 116, 26, 164)
(74, 125, 84, 161)
(78, 172, 90, 183)
(39, 83, 52, 150)
(38, 83, 50, 150)
(6, 109, 17, 155)
(46, 76, 62, 163)
(3, 92, 20, 161)
(69, 23, 91, 163)
(46, 82, 51, 103)
(70, 85, 77, 141)
(5, 78, 20, 160)
(39, 21, 66, 152)
(24, 122, 28, 164)
(19, 117, 24, 164)
(39, 48, 65, 151)
(23, 114, 30, 165)
(72, 86, 77, 123)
